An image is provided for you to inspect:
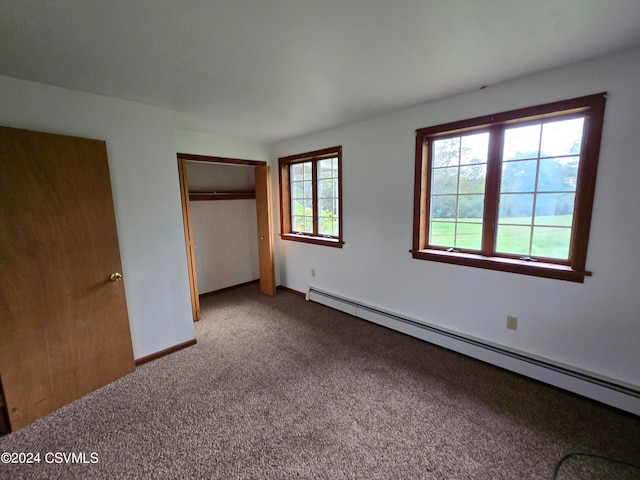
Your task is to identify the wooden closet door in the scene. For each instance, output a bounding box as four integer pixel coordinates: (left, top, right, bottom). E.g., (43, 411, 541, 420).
(255, 166, 276, 296)
(177, 157, 200, 321)
(0, 127, 135, 431)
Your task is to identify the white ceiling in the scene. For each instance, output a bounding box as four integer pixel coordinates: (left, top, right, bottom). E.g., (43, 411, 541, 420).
(2, 1, 640, 143)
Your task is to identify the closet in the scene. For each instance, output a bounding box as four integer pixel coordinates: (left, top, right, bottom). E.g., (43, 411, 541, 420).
(177, 154, 275, 321)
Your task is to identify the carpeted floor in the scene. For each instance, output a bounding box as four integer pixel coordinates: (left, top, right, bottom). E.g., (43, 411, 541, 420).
(1, 284, 639, 479)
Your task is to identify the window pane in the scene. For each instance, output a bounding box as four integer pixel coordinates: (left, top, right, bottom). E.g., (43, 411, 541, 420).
(433, 137, 460, 167)
(295, 198, 311, 214)
(500, 160, 537, 192)
(534, 193, 575, 226)
(319, 217, 334, 236)
(303, 217, 313, 233)
(430, 133, 488, 250)
(459, 164, 486, 194)
(457, 194, 484, 221)
(291, 192, 312, 231)
(292, 180, 312, 198)
(292, 171, 314, 233)
(540, 118, 584, 157)
(503, 124, 541, 160)
(291, 161, 313, 182)
(498, 193, 534, 223)
(317, 157, 339, 237)
(456, 223, 482, 250)
(537, 157, 579, 192)
(318, 178, 334, 198)
(290, 163, 304, 182)
(432, 167, 459, 194)
(291, 199, 306, 215)
(291, 182, 305, 199)
(431, 195, 457, 220)
(495, 225, 532, 255)
(303, 162, 312, 180)
(430, 221, 455, 247)
(318, 158, 337, 179)
(531, 226, 571, 259)
(318, 197, 334, 213)
(460, 132, 489, 165)
(292, 215, 312, 233)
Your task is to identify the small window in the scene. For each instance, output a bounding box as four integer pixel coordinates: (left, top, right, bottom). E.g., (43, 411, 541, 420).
(412, 94, 606, 282)
(279, 146, 343, 247)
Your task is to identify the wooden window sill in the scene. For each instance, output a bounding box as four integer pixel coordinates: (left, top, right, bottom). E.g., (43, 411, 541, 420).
(411, 249, 591, 283)
(281, 233, 343, 248)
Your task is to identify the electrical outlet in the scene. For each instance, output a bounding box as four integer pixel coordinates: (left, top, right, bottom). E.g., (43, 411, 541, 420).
(311, 268, 315, 277)
(507, 315, 518, 331)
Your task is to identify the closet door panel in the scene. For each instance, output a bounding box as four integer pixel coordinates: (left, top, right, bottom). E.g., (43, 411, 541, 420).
(255, 166, 276, 296)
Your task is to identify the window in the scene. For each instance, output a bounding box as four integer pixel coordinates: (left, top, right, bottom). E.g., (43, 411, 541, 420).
(279, 146, 343, 247)
(412, 94, 606, 282)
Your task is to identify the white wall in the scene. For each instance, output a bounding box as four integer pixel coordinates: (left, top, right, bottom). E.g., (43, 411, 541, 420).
(186, 162, 259, 293)
(174, 127, 272, 161)
(190, 201, 260, 293)
(0, 75, 195, 360)
(272, 47, 640, 388)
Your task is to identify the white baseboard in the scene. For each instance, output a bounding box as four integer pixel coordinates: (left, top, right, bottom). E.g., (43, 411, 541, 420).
(307, 286, 640, 416)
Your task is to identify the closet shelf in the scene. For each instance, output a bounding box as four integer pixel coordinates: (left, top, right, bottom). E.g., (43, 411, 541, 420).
(188, 190, 256, 201)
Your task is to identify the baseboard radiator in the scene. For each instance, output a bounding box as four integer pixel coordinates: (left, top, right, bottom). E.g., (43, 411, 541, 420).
(307, 286, 640, 416)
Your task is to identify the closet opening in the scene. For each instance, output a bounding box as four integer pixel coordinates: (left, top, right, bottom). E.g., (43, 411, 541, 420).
(177, 153, 275, 322)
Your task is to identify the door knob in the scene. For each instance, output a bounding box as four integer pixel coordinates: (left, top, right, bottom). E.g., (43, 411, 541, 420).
(110, 272, 123, 282)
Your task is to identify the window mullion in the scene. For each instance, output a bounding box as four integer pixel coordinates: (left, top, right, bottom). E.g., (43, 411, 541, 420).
(483, 125, 502, 256)
(312, 160, 319, 236)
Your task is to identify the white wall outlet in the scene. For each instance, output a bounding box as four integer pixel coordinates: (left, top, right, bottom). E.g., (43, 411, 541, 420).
(507, 315, 518, 331)
(311, 268, 315, 277)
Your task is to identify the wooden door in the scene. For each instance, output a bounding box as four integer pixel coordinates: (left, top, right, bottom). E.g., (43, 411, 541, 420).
(255, 166, 276, 296)
(177, 157, 200, 321)
(0, 127, 135, 431)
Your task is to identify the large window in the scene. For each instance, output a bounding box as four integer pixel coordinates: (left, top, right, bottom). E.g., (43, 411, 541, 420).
(412, 94, 606, 282)
(279, 146, 343, 248)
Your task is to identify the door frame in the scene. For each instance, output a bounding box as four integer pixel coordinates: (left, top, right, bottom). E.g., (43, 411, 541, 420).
(176, 153, 275, 321)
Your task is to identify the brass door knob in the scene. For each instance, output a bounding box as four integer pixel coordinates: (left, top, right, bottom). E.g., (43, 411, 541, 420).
(110, 272, 123, 282)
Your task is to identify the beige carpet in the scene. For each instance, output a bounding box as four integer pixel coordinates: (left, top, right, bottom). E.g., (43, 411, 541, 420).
(1, 284, 639, 479)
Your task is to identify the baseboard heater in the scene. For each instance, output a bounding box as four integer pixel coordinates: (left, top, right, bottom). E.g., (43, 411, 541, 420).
(307, 286, 640, 416)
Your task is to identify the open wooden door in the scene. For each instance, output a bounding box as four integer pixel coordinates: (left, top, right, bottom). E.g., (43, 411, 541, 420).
(0, 127, 135, 431)
(177, 157, 201, 321)
(255, 166, 276, 296)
